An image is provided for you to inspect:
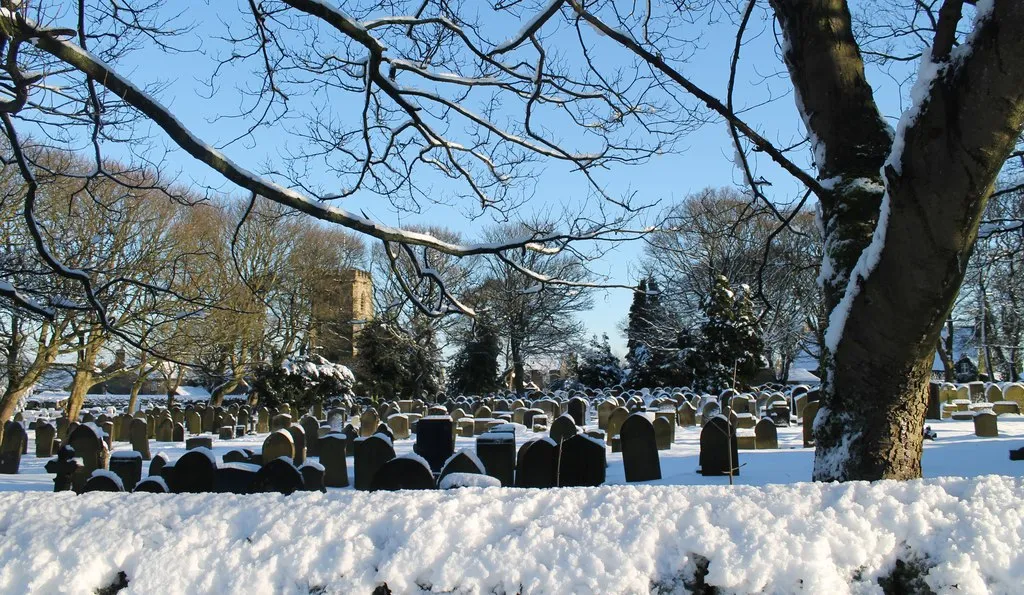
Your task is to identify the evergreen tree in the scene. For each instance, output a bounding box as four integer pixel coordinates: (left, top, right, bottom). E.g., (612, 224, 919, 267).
(689, 275, 766, 391)
(447, 312, 502, 395)
(576, 334, 624, 388)
(625, 278, 689, 388)
(249, 355, 355, 412)
(355, 317, 442, 399)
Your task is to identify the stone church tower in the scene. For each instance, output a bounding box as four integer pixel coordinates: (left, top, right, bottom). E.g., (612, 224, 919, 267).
(310, 269, 373, 365)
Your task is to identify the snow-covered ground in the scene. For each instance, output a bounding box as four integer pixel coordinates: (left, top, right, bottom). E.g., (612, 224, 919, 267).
(0, 416, 1021, 593)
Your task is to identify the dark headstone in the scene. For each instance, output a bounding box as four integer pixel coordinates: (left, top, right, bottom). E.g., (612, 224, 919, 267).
(109, 451, 143, 491)
(186, 436, 214, 451)
(438, 450, 485, 485)
(803, 401, 821, 448)
(300, 415, 321, 457)
(44, 445, 80, 492)
(271, 413, 292, 432)
(285, 424, 307, 466)
(620, 414, 661, 482)
(342, 424, 359, 456)
(299, 463, 326, 492)
(68, 424, 109, 492)
(0, 421, 27, 473)
(354, 434, 396, 491)
(413, 416, 454, 473)
(514, 439, 557, 488)
(129, 418, 151, 460)
(567, 397, 588, 426)
(133, 477, 169, 493)
(83, 471, 124, 493)
(251, 457, 305, 495)
(215, 463, 260, 494)
(223, 449, 251, 464)
(476, 432, 516, 487)
(319, 433, 350, 488)
(369, 456, 435, 491)
(754, 418, 779, 449)
(149, 452, 170, 477)
(549, 414, 579, 444)
(168, 449, 217, 493)
(699, 416, 739, 476)
(557, 434, 606, 487)
(653, 417, 673, 450)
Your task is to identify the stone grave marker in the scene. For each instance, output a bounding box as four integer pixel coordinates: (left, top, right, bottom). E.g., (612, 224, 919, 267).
(597, 400, 616, 430)
(201, 407, 215, 433)
(699, 416, 739, 476)
(285, 424, 307, 466)
(606, 407, 630, 444)
(251, 458, 304, 494)
(149, 452, 169, 477)
(134, 477, 169, 493)
(343, 424, 359, 456)
(35, 422, 56, 458)
(438, 449, 485, 485)
(45, 445, 80, 491)
(109, 451, 143, 491)
(83, 471, 123, 493)
(354, 434, 396, 491)
(69, 424, 109, 492)
(476, 431, 515, 487)
(327, 408, 346, 431)
(156, 416, 174, 442)
(754, 418, 779, 449)
(186, 436, 213, 451)
(257, 407, 270, 433)
(223, 449, 251, 464)
(262, 430, 295, 463)
(514, 438, 557, 488)
(803, 401, 821, 448)
(319, 433, 350, 488)
(299, 462, 326, 492)
(621, 414, 661, 482)
(369, 455, 435, 491)
(173, 423, 185, 442)
(0, 421, 27, 473)
(130, 418, 151, 460)
(653, 416, 673, 450)
(168, 448, 217, 493)
(271, 413, 293, 432)
(185, 410, 202, 435)
(568, 397, 588, 426)
(358, 410, 380, 437)
(387, 414, 411, 440)
(678, 401, 697, 427)
(300, 416, 321, 456)
(549, 414, 579, 444)
(557, 433, 606, 487)
(974, 412, 998, 437)
(413, 416, 454, 473)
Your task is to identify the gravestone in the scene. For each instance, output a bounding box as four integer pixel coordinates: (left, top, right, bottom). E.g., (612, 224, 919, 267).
(218, 427, 234, 440)
(375, 422, 395, 442)
(974, 412, 998, 437)
(223, 449, 251, 464)
(597, 400, 616, 430)
(549, 414, 579, 444)
(474, 405, 492, 419)
(257, 407, 270, 433)
(173, 423, 185, 442)
(35, 422, 56, 458)
(678, 402, 697, 427)
(369, 456, 435, 491)
(300, 416, 321, 457)
(185, 435, 213, 450)
(606, 407, 630, 444)
(754, 418, 779, 449)
(620, 414, 661, 482)
(285, 424, 307, 466)
(653, 417, 673, 450)
(185, 410, 202, 435)
(557, 433, 606, 487)
(251, 458, 304, 494)
(149, 452, 169, 477)
(215, 463, 259, 494)
(299, 462, 326, 492)
(438, 450, 485, 485)
(117, 414, 133, 442)
(69, 424, 109, 492)
(568, 397, 588, 426)
(802, 401, 821, 448)
(927, 382, 942, 420)
(354, 434, 396, 491)
(109, 451, 143, 491)
(237, 409, 250, 433)
(83, 471, 123, 493)
(45, 445, 80, 491)
(327, 408, 346, 431)
(413, 416, 454, 473)
(319, 433, 350, 488)
(130, 418, 151, 460)
(168, 448, 217, 493)
(476, 432, 515, 487)
(201, 407, 215, 433)
(262, 430, 295, 463)
(699, 416, 739, 476)
(271, 413, 293, 432)
(387, 414, 411, 440)
(0, 421, 27, 473)
(134, 477, 169, 493)
(358, 410, 380, 437)
(514, 438, 557, 488)
(156, 416, 174, 442)
(342, 424, 359, 456)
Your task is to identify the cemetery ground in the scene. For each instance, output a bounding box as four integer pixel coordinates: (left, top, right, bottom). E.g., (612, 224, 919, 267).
(0, 403, 1021, 594)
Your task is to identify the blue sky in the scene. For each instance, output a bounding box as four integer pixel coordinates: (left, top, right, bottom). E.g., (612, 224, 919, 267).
(62, 2, 916, 356)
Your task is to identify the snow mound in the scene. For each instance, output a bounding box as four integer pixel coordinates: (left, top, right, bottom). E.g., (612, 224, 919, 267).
(0, 477, 1021, 593)
(438, 473, 501, 489)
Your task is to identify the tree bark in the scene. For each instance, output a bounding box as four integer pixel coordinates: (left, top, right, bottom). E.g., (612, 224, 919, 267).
(785, 0, 1024, 480)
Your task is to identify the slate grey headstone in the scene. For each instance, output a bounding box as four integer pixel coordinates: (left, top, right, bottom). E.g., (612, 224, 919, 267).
(438, 450, 485, 486)
(35, 422, 56, 458)
(168, 448, 217, 493)
(567, 397, 588, 427)
(354, 434, 396, 491)
(215, 463, 259, 494)
(149, 452, 169, 477)
(514, 438, 557, 488)
(69, 424, 109, 492)
(698, 415, 739, 476)
(129, 418, 151, 460)
(300, 415, 321, 457)
(319, 433, 350, 488)
(250, 458, 304, 495)
(413, 416, 454, 473)
(0, 421, 26, 473)
(133, 477, 169, 493)
(369, 456, 435, 491)
(186, 436, 214, 451)
(653, 417, 673, 450)
(83, 471, 123, 493)
(621, 414, 661, 482)
(108, 451, 143, 491)
(476, 431, 516, 487)
(557, 433, 606, 487)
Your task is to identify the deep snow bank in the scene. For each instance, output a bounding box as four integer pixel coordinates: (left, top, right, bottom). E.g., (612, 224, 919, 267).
(0, 476, 1021, 594)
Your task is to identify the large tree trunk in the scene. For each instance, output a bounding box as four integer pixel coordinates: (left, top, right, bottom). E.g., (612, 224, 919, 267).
(773, 0, 1024, 480)
(65, 369, 94, 424)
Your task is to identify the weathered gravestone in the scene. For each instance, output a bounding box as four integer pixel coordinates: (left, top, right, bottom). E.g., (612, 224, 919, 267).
(156, 416, 174, 442)
(802, 401, 821, 448)
(653, 417, 673, 451)
(173, 423, 185, 442)
(342, 424, 359, 456)
(319, 433, 350, 488)
(678, 402, 697, 427)
(621, 414, 661, 482)
(358, 410, 380, 438)
(109, 451, 143, 491)
(285, 424, 307, 466)
(974, 412, 998, 437)
(514, 438, 557, 488)
(271, 413, 293, 432)
(117, 414, 133, 442)
(168, 448, 217, 493)
(606, 406, 630, 444)
(597, 400, 616, 431)
(387, 414, 411, 440)
(35, 422, 57, 458)
(256, 407, 270, 433)
(549, 414, 579, 444)
(439, 450, 485, 486)
(299, 462, 326, 492)
(568, 397, 588, 426)
(149, 452, 169, 477)
(223, 449, 251, 464)
(69, 424, 109, 492)
(698, 416, 739, 476)
(300, 416, 321, 456)
(0, 421, 26, 473)
(262, 430, 295, 463)
(927, 382, 943, 420)
(754, 418, 779, 449)
(327, 408, 346, 431)
(185, 410, 202, 435)
(251, 458, 304, 495)
(83, 470, 123, 493)
(201, 407, 215, 433)
(557, 433, 606, 487)
(130, 418, 151, 460)
(354, 434, 396, 491)
(370, 455, 435, 491)
(476, 431, 516, 487)
(413, 416, 454, 473)
(185, 436, 213, 451)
